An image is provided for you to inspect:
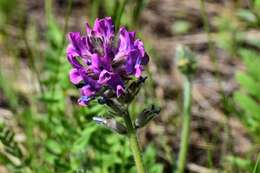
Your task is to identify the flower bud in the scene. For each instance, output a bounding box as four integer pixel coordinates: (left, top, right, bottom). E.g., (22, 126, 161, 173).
(99, 98, 126, 116)
(175, 45, 197, 76)
(93, 117, 127, 135)
(122, 76, 148, 103)
(134, 105, 161, 129)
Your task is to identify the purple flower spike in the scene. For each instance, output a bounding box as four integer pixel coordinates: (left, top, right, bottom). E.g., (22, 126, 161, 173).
(66, 17, 149, 106)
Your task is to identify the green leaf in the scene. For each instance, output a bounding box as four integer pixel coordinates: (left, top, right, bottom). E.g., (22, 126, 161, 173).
(234, 92, 260, 120)
(46, 140, 62, 155)
(46, 20, 63, 48)
(237, 9, 257, 23)
(226, 155, 253, 171)
(72, 123, 98, 152)
(239, 49, 260, 81)
(236, 72, 260, 99)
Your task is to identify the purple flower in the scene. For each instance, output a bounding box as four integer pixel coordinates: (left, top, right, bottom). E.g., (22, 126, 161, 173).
(66, 17, 149, 106)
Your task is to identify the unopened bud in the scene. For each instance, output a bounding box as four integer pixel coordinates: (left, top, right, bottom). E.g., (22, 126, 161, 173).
(103, 89, 115, 98)
(175, 45, 197, 76)
(97, 96, 126, 116)
(123, 76, 148, 103)
(135, 105, 161, 129)
(93, 116, 127, 135)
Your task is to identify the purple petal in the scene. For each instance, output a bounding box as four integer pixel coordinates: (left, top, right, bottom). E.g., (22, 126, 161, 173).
(118, 27, 135, 52)
(134, 39, 145, 57)
(68, 32, 93, 59)
(90, 54, 101, 71)
(85, 22, 92, 36)
(78, 96, 91, 106)
(66, 43, 79, 58)
(125, 50, 139, 74)
(116, 85, 125, 97)
(98, 70, 112, 84)
(80, 36, 93, 58)
(93, 17, 115, 40)
(67, 56, 83, 69)
(90, 54, 112, 73)
(134, 64, 143, 78)
(66, 43, 84, 68)
(107, 74, 124, 91)
(69, 68, 83, 84)
(68, 32, 82, 53)
(79, 69, 101, 90)
(80, 85, 95, 96)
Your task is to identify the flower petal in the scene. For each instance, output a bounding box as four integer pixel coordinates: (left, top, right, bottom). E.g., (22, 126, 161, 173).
(116, 85, 125, 97)
(69, 68, 83, 84)
(78, 96, 91, 106)
(118, 27, 135, 52)
(125, 50, 139, 74)
(68, 32, 82, 53)
(93, 17, 115, 40)
(98, 70, 112, 84)
(134, 64, 143, 78)
(134, 39, 145, 57)
(80, 85, 95, 96)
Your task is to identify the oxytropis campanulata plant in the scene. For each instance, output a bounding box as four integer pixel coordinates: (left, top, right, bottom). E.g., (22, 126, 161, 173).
(175, 45, 197, 173)
(66, 17, 160, 173)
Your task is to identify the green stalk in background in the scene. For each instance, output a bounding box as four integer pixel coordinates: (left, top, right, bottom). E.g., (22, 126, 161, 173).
(199, 0, 218, 70)
(199, 0, 232, 165)
(253, 153, 260, 173)
(176, 76, 192, 173)
(132, 0, 147, 26)
(90, 0, 101, 24)
(115, 0, 129, 29)
(175, 46, 197, 173)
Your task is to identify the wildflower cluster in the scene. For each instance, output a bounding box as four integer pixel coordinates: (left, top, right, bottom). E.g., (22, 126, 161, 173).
(66, 17, 149, 106)
(66, 17, 159, 173)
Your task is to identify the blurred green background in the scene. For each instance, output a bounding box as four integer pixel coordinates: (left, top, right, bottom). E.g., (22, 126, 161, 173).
(0, 0, 260, 172)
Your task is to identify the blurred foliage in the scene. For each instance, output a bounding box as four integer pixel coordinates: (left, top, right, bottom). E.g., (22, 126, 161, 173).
(0, 0, 16, 29)
(212, 2, 260, 172)
(171, 20, 191, 35)
(234, 48, 260, 142)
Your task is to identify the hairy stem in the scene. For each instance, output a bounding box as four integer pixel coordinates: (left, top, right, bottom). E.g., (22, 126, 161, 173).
(124, 111, 146, 173)
(176, 76, 192, 173)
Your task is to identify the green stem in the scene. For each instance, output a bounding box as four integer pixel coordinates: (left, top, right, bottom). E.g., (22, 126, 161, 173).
(124, 111, 146, 173)
(176, 76, 192, 173)
(253, 153, 260, 173)
(199, 0, 221, 86)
